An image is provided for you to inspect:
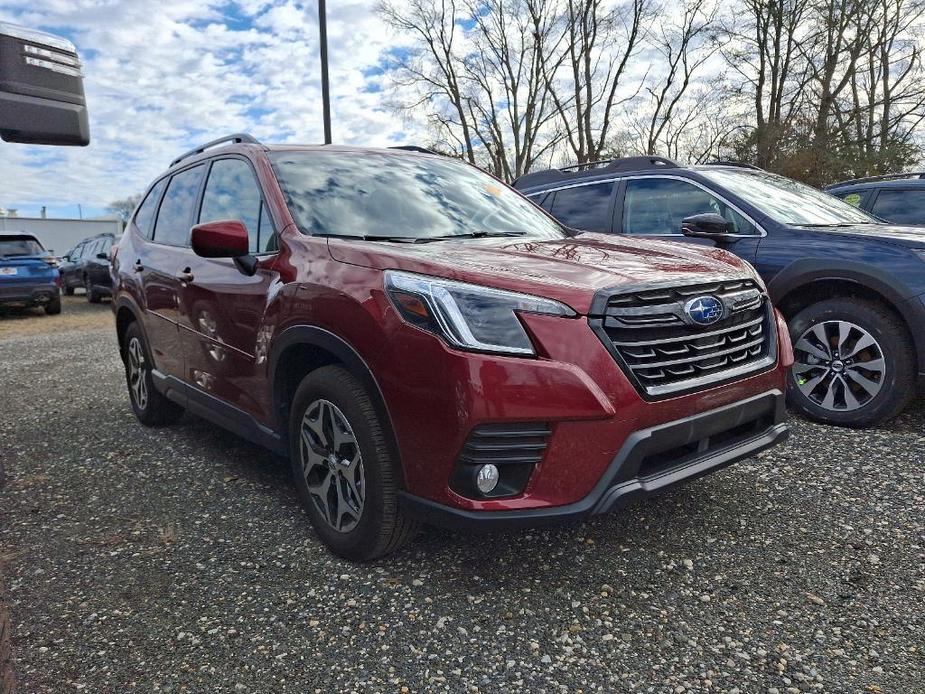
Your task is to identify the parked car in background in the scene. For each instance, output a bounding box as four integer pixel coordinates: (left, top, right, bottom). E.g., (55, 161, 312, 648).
(0, 233, 61, 314)
(111, 135, 792, 560)
(515, 157, 925, 428)
(59, 232, 115, 302)
(825, 173, 925, 225)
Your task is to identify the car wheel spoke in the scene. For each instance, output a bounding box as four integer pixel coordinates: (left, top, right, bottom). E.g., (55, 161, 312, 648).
(298, 398, 364, 534)
(794, 320, 885, 412)
(795, 334, 830, 361)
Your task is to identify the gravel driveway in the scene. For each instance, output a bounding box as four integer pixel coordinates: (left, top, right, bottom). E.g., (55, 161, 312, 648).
(1, 304, 923, 693)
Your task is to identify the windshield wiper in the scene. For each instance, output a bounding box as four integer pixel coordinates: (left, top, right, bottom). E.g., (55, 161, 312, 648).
(797, 223, 864, 228)
(413, 231, 528, 243)
(312, 233, 421, 243)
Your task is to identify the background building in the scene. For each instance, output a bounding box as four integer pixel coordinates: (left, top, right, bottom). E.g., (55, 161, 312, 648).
(0, 216, 122, 254)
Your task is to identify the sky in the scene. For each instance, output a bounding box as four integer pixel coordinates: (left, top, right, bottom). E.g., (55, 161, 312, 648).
(0, 1, 418, 219)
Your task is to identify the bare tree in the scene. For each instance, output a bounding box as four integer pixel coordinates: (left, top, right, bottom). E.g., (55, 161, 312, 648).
(541, 0, 651, 164)
(631, 0, 722, 156)
(720, 0, 813, 168)
(106, 194, 142, 222)
(378, 0, 477, 163)
(462, 0, 564, 179)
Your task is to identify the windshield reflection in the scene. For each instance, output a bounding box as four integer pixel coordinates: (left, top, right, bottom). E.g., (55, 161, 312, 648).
(699, 168, 877, 226)
(269, 151, 566, 241)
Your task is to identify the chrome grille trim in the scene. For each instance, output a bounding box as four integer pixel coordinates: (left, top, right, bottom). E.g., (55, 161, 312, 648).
(590, 279, 777, 398)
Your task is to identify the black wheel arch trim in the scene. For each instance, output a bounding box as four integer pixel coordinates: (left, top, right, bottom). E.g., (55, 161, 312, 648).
(113, 295, 149, 357)
(268, 325, 406, 486)
(766, 258, 925, 374)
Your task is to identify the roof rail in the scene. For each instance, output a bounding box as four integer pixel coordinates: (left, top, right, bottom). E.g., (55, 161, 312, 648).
(170, 133, 261, 167)
(388, 145, 441, 155)
(705, 160, 762, 170)
(826, 171, 925, 189)
(513, 155, 679, 190)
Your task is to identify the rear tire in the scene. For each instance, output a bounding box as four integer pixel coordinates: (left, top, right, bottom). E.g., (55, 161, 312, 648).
(122, 322, 184, 426)
(289, 366, 419, 561)
(85, 277, 101, 303)
(44, 296, 61, 315)
(786, 298, 915, 428)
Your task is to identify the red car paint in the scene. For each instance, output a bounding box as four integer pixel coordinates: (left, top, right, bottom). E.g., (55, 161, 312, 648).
(112, 142, 791, 525)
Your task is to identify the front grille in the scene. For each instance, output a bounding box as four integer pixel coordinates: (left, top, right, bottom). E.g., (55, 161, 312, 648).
(591, 279, 776, 397)
(450, 423, 550, 498)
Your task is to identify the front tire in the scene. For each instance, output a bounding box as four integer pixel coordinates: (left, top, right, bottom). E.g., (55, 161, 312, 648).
(289, 366, 418, 561)
(787, 298, 915, 427)
(122, 322, 184, 426)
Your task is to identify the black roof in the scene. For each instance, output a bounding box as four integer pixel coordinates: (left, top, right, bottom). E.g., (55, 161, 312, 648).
(826, 172, 925, 190)
(513, 155, 679, 190)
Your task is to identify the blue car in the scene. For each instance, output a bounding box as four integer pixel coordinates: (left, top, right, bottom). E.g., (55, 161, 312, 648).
(514, 157, 925, 428)
(0, 233, 61, 315)
(825, 173, 925, 226)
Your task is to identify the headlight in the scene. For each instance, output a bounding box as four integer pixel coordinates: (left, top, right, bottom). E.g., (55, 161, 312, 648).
(384, 270, 575, 355)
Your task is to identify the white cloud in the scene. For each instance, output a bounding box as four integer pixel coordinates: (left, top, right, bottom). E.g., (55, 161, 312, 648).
(0, 0, 418, 215)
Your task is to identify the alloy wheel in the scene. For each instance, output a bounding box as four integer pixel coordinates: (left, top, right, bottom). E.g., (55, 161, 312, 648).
(299, 399, 365, 533)
(792, 320, 886, 411)
(127, 336, 148, 410)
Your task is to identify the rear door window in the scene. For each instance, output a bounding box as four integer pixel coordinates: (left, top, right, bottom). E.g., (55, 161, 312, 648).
(871, 189, 925, 224)
(548, 183, 614, 232)
(153, 165, 206, 246)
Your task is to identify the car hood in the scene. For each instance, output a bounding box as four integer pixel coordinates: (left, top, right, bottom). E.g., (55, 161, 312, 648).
(327, 233, 756, 315)
(795, 223, 925, 247)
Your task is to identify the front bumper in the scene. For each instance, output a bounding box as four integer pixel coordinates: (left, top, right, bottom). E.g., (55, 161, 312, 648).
(0, 282, 58, 306)
(399, 389, 788, 530)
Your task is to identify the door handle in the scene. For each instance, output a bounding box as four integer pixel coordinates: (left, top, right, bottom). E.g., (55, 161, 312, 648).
(177, 269, 195, 283)
(133, 259, 144, 272)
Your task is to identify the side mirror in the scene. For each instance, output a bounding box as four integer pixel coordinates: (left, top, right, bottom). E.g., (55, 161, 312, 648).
(191, 220, 250, 259)
(0, 22, 90, 146)
(96, 252, 108, 260)
(681, 213, 736, 240)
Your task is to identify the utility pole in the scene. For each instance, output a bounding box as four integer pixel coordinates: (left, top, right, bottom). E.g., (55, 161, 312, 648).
(318, 0, 332, 144)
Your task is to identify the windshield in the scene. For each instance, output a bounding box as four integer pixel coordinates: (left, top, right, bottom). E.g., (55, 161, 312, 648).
(699, 168, 877, 226)
(0, 238, 45, 256)
(269, 151, 566, 241)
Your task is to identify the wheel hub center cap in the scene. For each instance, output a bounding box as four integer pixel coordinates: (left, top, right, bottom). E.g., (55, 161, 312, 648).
(831, 359, 845, 373)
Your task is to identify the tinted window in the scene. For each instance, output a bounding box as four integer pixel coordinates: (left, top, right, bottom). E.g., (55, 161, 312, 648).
(134, 178, 167, 239)
(549, 183, 614, 232)
(199, 158, 263, 253)
(153, 165, 206, 246)
(837, 190, 865, 208)
(0, 238, 44, 256)
(70, 243, 84, 260)
(258, 202, 277, 253)
(270, 151, 565, 241)
(623, 178, 758, 236)
(871, 189, 925, 224)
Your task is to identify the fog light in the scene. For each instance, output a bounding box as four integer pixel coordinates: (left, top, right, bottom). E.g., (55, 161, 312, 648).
(475, 464, 499, 494)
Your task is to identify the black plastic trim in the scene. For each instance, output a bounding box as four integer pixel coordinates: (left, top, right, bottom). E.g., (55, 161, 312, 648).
(150, 369, 287, 456)
(399, 389, 788, 531)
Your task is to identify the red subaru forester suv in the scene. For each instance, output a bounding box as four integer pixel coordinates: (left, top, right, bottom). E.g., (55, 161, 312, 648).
(111, 134, 793, 560)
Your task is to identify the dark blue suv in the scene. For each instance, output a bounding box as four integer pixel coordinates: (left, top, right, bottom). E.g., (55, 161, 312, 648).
(514, 157, 925, 428)
(825, 173, 925, 226)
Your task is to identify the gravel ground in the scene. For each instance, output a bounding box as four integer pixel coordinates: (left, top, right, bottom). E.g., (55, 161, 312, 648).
(1, 304, 923, 693)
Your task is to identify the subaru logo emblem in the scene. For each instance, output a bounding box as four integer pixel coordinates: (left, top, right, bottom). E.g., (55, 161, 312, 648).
(685, 295, 724, 326)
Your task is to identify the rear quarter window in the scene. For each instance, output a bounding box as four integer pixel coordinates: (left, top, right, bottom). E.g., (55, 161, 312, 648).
(134, 177, 168, 239)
